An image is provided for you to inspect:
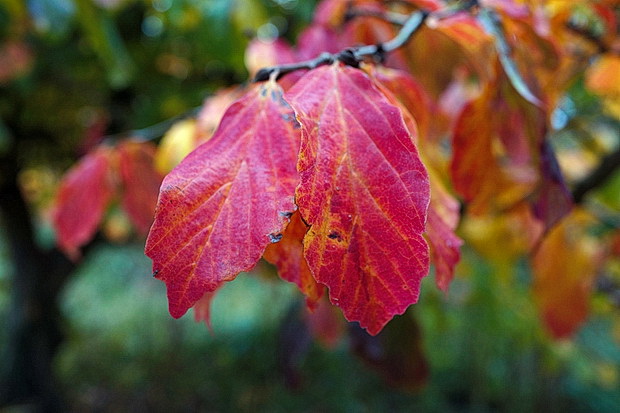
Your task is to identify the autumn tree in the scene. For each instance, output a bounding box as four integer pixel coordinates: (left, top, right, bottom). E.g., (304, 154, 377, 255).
(2, 0, 620, 410)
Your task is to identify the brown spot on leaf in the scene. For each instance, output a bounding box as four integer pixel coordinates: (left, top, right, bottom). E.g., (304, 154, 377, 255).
(269, 233, 284, 243)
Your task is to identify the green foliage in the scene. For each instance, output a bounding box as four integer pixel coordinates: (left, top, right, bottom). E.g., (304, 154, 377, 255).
(48, 244, 620, 412)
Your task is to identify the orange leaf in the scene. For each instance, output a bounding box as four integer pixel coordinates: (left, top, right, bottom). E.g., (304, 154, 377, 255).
(145, 81, 300, 318)
(450, 76, 541, 215)
(52, 147, 116, 259)
(287, 64, 430, 335)
(532, 209, 604, 339)
(263, 212, 324, 309)
(586, 54, 620, 95)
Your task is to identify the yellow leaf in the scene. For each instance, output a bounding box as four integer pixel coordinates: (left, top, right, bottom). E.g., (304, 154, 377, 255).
(155, 119, 197, 174)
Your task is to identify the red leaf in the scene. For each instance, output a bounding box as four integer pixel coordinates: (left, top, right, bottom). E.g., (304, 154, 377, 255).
(118, 141, 163, 235)
(287, 64, 430, 335)
(263, 212, 324, 309)
(52, 147, 116, 259)
(368, 65, 433, 140)
(426, 174, 463, 291)
(145, 81, 300, 318)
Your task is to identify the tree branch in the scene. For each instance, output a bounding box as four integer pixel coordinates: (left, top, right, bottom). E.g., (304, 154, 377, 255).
(254, 11, 428, 82)
(102, 106, 201, 144)
(572, 146, 620, 203)
(254, 0, 481, 82)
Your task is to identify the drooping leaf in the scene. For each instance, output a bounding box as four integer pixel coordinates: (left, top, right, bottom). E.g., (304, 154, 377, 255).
(305, 295, 346, 349)
(145, 80, 300, 318)
(117, 141, 163, 235)
(193, 288, 220, 330)
(532, 209, 604, 339)
(52, 146, 116, 258)
(287, 64, 430, 335)
(263, 212, 324, 309)
(426, 172, 463, 291)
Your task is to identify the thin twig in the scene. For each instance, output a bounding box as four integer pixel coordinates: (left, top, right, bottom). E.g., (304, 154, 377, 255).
(102, 106, 201, 144)
(573, 146, 620, 204)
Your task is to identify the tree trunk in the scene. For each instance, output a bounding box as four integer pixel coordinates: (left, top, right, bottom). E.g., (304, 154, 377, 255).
(0, 169, 72, 412)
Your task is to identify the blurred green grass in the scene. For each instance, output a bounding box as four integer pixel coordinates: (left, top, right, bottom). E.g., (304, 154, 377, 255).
(0, 242, 609, 412)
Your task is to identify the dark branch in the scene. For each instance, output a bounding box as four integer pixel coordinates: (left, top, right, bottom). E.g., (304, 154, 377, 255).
(254, 11, 428, 82)
(573, 146, 620, 203)
(566, 21, 610, 54)
(102, 106, 201, 144)
(255, 8, 433, 82)
(254, 0, 482, 83)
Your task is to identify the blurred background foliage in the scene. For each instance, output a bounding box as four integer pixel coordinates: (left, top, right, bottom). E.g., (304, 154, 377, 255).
(1, 0, 619, 412)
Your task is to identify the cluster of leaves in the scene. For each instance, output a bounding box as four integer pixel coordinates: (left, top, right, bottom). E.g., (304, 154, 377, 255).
(51, 0, 620, 343)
